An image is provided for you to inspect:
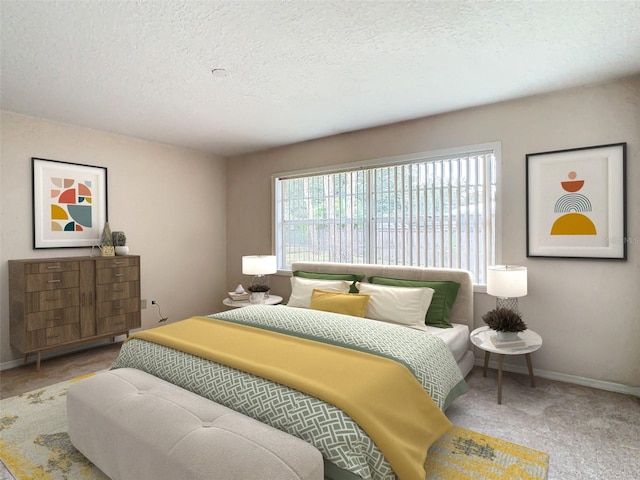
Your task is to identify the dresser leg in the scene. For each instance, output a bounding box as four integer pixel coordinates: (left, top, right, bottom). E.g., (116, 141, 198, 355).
(525, 353, 536, 387)
(24, 353, 29, 365)
(497, 354, 505, 404)
(36, 351, 41, 371)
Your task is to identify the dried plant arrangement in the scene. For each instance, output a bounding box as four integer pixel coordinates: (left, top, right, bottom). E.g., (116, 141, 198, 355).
(482, 307, 527, 332)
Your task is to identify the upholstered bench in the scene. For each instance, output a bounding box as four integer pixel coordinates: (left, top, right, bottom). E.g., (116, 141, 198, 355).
(67, 368, 324, 480)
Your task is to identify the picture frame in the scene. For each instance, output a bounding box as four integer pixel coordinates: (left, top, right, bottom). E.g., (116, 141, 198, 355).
(32, 157, 108, 249)
(526, 143, 626, 260)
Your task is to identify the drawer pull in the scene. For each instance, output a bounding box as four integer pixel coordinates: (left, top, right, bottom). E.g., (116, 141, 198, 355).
(49, 316, 62, 321)
(113, 261, 125, 265)
(47, 279, 61, 283)
(47, 265, 61, 269)
(114, 273, 125, 277)
(47, 334, 59, 339)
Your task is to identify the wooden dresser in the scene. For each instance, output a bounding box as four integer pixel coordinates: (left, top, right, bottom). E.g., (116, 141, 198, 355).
(9, 255, 141, 369)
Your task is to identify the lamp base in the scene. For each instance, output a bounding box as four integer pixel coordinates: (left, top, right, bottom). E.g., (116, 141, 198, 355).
(249, 274, 270, 294)
(496, 297, 519, 313)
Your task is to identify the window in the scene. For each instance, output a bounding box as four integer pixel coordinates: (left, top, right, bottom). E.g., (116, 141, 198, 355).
(273, 143, 499, 284)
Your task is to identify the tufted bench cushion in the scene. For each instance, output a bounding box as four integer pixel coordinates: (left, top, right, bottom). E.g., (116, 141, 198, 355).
(67, 368, 324, 480)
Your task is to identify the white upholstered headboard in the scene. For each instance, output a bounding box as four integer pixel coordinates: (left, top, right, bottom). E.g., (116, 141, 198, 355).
(291, 262, 474, 331)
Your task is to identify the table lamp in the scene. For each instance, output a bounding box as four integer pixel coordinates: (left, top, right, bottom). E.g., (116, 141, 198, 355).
(242, 255, 277, 302)
(487, 265, 527, 313)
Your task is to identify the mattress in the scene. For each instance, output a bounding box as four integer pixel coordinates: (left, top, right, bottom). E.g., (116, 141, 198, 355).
(426, 323, 470, 363)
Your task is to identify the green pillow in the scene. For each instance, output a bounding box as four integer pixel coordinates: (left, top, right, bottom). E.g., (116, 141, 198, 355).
(293, 270, 364, 293)
(368, 276, 460, 328)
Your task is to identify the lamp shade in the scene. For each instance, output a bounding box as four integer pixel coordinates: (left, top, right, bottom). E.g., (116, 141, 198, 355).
(487, 265, 527, 298)
(242, 255, 277, 275)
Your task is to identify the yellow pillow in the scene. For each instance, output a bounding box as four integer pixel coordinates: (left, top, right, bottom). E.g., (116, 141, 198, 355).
(309, 289, 370, 317)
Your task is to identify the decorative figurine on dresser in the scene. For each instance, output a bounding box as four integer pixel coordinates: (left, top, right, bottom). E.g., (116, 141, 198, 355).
(9, 255, 141, 370)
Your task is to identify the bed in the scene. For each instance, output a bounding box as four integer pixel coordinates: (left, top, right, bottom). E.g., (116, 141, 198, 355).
(289, 262, 475, 378)
(111, 262, 474, 480)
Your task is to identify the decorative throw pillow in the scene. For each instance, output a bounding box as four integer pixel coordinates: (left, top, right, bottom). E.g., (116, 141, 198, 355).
(356, 282, 434, 331)
(309, 290, 370, 317)
(368, 277, 460, 328)
(293, 270, 364, 293)
(287, 276, 352, 308)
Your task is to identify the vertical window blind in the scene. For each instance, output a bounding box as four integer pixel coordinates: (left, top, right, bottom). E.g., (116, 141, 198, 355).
(274, 145, 498, 284)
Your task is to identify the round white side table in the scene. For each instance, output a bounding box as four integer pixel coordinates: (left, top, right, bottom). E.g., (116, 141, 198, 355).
(222, 295, 283, 308)
(470, 326, 543, 404)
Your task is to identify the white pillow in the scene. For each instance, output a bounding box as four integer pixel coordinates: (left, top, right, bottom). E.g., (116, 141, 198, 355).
(287, 276, 352, 308)
(356, 282, 435, 331)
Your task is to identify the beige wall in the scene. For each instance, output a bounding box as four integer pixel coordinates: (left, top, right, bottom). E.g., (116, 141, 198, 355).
(1, 112, 228, 364)
(227, 77, 640, 389)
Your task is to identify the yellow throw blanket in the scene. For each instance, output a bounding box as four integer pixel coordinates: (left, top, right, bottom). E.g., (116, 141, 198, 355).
(130, 316, 452, 480)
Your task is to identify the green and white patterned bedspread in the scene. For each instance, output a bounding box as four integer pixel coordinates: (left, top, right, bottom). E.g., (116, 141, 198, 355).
(112, 305, 468, 480)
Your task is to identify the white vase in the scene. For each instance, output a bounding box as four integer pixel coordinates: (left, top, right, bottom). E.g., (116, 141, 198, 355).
(249, 292, 266, 304)
(115, 246, 129, 256)
(496, 331, 519, 342)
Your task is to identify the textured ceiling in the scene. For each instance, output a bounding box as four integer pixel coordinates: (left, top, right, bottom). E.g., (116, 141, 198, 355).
(2, 1, 640, 157)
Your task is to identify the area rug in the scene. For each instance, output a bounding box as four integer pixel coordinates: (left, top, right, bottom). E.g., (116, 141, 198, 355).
(0, 373, 108, 480)
(1, 375, 549, 480)
(425, 426, 549, 479)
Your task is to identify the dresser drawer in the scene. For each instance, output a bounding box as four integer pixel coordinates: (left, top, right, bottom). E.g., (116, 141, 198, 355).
(25, 288, 80, 313)
(96, 266, 139, 285)
(24, 261, 80, 275)
(26, 307, 80, 331)
(25, 271, 79, 292)
(94, 257, 137, 269)
(97, 312, 140, 335)
(25, 324, 81, 350)
(96, 281, 140, 302)
(97, 297, 140, 318)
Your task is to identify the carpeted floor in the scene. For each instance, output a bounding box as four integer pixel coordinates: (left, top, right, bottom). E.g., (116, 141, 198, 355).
(447, 369, 640, 480)
(0, 375, 548, 480)
(1, 343, 638, 479)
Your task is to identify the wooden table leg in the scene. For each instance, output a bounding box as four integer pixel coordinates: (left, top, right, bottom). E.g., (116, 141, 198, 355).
(483, 351, 490, 377)
(525, 353, 536, 387)
(497, 354, 505, 404)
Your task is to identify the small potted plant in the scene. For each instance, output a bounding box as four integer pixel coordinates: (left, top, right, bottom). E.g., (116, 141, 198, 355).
(112, 231, 129, 256)
(482, 307, 527, 341)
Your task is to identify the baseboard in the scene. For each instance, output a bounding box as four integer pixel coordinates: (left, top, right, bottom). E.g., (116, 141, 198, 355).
(1, 337, 125, 371)
(474, 357, 640, 397)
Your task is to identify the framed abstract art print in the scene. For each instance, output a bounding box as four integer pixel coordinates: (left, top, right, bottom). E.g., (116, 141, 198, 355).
(526, 143, 626, 260)
(32, 158, 108, 249)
